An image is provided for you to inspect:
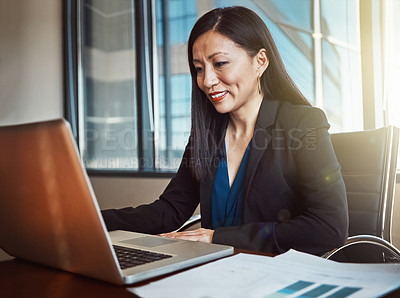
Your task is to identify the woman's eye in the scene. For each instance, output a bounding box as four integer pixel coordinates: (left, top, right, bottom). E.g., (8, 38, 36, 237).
(215, 61, 227, 68)
(194, 67, 203, 73)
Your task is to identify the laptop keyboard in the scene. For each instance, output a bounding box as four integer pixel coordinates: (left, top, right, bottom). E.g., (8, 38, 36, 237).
(113, 245, 173, 269)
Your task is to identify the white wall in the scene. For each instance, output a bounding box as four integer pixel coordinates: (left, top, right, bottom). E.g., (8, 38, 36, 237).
(0, 0, 63, 126)
(90, 176, 169, 210)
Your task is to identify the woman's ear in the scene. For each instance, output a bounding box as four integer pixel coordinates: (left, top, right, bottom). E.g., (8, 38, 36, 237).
(256, 48, 269, 76)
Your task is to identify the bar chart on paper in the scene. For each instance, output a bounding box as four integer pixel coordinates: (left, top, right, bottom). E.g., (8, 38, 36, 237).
(264, 280, 361, 298)
(131, 250, 400, 298)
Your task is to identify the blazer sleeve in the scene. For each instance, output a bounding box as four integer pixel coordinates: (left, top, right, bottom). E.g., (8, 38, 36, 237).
(212, 107, 349, 255)
(101, 142, 200, 234)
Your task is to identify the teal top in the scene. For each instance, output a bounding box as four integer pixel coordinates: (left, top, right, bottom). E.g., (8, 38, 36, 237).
(211, 141, 251, 229)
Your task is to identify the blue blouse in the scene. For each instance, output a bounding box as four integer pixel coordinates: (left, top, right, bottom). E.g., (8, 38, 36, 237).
(211, 141, 251, 229)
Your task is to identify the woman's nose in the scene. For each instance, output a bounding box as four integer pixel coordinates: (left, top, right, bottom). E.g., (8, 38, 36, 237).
(202, 68, 219, 88)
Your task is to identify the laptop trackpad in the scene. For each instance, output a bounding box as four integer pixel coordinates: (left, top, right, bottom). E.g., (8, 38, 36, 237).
(121, 236, 176, 248)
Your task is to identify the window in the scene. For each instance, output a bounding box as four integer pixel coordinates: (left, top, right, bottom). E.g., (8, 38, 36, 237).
(65, 0, 394, 174)
(154, 0, 197, 170)
(79, 0, 139, 170)
(383, 0, 400, 170)
(383, 0, 400, 129)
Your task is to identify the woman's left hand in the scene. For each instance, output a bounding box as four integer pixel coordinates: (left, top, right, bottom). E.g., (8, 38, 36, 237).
(160, 228, 214, 243)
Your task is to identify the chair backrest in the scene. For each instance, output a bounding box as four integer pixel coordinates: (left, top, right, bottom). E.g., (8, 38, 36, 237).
(330, 126, 399, 242)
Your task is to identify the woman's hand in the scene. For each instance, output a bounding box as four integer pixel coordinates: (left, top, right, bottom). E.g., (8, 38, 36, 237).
(160, 228, 214, 243)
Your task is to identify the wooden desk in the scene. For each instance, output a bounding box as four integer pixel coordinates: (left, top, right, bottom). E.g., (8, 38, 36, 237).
(1, 250, 399, 298)
(0, 249, 254, 298)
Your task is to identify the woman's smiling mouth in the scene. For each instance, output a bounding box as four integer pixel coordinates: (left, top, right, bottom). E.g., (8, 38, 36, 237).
(209, 91, 228, 102)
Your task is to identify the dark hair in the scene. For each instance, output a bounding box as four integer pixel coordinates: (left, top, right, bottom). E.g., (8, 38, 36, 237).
(188, 6, 310, 181)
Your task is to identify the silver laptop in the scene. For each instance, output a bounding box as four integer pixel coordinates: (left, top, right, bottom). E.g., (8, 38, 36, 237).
(0, 118, 233, 285)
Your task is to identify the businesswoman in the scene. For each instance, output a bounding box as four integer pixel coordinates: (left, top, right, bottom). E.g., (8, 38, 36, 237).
(102, 6, 348, 255)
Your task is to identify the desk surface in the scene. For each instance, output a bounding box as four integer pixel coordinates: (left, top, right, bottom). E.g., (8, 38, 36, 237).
(1, 250, 399, 298)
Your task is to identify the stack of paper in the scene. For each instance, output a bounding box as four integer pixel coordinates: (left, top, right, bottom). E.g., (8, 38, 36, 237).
(130, 249, 400, 298)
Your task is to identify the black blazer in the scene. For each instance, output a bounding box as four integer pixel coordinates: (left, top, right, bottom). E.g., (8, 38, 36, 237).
(102, 98, 349, 255)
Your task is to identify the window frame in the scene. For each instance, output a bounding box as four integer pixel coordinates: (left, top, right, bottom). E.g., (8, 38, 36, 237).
(64, 0, 176, 178)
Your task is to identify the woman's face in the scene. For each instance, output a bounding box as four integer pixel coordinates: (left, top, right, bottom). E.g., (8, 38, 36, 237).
(192, 30, 267, 115)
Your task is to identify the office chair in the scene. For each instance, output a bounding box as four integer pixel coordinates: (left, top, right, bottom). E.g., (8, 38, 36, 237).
(324, 126, 400, 263)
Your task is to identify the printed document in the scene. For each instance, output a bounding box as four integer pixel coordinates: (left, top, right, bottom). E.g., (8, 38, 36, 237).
(130, 249, 400, 298)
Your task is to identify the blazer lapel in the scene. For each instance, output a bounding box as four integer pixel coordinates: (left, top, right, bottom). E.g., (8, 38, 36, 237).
(199, 98, 282, 227)
(200, 120, 228, 228)
(242, 98, 282, 204)
(199, 158, 218, 228)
